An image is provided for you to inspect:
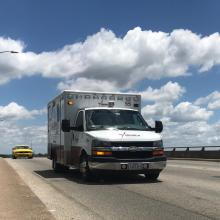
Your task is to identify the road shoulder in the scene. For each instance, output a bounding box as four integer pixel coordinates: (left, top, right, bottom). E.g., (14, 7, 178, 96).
(6, 158, 103, 220)
(0, 158, 55, 220)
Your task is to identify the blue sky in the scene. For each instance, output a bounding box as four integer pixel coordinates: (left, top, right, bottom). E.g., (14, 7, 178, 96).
(1, 0, 220, 153)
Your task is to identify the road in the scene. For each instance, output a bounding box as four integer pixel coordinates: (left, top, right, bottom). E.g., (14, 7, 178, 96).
(6, 158, 220, 220)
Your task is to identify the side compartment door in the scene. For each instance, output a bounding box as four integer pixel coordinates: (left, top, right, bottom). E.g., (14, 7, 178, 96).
(60, 98, 65, 164)
(56, 102, 63, 163)
(53, 103, 61, 163)
(47, 105, 52, 159)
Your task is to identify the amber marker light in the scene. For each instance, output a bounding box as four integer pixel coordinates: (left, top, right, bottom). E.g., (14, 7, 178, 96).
(67, 100, 74, 105)
(92, 151, 112, 156)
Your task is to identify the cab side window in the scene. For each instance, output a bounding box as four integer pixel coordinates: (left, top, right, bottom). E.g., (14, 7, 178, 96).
(75, 111, 84, 131)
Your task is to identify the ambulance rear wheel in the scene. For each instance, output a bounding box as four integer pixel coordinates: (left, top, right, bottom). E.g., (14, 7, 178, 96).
(79, 154, 92, 182)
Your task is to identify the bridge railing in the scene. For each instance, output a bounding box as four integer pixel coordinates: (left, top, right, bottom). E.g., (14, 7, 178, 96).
(164, 146, 220, 159)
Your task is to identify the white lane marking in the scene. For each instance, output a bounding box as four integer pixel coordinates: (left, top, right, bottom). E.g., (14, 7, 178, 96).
(167, 164, 220, 172)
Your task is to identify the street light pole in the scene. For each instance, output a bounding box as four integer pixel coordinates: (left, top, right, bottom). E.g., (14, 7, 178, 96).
(0, 51, 19, 54)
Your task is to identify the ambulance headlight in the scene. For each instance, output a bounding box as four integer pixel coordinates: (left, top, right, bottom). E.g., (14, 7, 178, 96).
(153, 140, 163, 148)
(92, 139, 111, 148)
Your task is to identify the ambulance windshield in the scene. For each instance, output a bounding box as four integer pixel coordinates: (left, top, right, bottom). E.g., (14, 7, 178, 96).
(85, 109, 151, 131)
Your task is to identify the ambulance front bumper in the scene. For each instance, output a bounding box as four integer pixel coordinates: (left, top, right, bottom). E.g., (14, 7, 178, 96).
(88, 157, 166, 172)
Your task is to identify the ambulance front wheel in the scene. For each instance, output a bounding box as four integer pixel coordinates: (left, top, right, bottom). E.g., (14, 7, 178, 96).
(144, 171, 160, 180)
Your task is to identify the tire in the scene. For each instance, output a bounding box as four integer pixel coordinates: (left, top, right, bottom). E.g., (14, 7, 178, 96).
(79, 154, 92, 182)
(144, 171, 160, 180)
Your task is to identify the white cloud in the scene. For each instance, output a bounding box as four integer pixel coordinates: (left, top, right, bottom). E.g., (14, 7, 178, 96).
(195, 91, 220, 110)
(139, 81, 185, 103)
(58, 77, 118, 92)
(142, 103, 172, 119)
(0, 122, 47, 154)
(0, 102, 46, 154)
(163, 121, 220, 147)
(2, 28, 220, 89)
(140, 82, 213, 122)
(0, 37, 24, 52)
(142, 101, 213, 122)
(2, 29, 220, 151)
(139, 83, 216, 147)
(0, 102, 45, 121)
(171, 102, 213, 122)
(208, 101, 220, 110)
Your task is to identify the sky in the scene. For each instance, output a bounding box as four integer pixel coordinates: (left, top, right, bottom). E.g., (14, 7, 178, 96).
(1, 0, 220, 154)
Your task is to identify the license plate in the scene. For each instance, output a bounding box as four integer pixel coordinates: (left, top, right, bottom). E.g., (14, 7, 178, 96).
(128, 162, 148, 170)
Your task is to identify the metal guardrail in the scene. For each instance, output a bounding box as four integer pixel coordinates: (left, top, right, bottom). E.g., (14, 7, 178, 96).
(165, 146, 220, 151)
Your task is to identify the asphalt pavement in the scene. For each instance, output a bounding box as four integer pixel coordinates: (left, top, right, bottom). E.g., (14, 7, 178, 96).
(5, 158, 220, 220)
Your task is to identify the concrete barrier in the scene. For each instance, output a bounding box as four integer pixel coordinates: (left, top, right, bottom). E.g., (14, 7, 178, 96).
(165, 146, 220, 159)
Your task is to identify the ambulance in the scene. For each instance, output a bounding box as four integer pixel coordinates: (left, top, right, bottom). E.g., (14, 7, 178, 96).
(48, 91, 166, 181)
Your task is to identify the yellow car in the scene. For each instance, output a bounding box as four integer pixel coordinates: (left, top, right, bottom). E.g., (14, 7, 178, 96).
(12, 145, 33, 159)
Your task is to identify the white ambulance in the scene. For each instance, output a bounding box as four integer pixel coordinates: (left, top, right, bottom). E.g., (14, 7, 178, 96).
(48, 91, 166, 181)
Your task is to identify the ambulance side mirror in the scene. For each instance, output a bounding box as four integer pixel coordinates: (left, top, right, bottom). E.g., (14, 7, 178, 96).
(61, 119, 71, 132)
(155, 121, 163, 133)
